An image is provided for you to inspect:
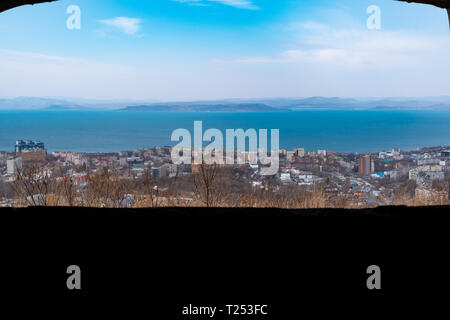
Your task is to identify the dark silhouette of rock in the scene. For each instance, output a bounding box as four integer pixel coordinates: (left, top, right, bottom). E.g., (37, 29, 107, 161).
(397, 0, 449, 8)
(0, 0, 58, 13)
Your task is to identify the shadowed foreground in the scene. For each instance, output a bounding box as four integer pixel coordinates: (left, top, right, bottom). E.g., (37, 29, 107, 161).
(1, 205, 449, 306)
(0, 0, 57, 13)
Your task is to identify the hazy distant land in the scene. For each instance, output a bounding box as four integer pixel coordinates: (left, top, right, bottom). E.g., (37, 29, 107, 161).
(121, 103, 284, 112)
(1, 96, 450, 112)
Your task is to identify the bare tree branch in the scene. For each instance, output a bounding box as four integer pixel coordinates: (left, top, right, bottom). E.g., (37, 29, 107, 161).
(0, 0, 58, 13)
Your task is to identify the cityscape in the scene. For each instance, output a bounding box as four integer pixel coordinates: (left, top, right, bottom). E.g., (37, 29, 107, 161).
(1, 139, 448, 208)
(1, 0, 449, 209)
(1, 0, 450, 301)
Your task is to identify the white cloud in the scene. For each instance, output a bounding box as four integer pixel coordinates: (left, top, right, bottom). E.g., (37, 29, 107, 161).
(223, 24, 450, 69)
(2, 21, 450, 101)
(208, 24, 450, 98)
(98, 17, 142, 35)
(209, 0, 258, 10)
(173, 0, 259, 10)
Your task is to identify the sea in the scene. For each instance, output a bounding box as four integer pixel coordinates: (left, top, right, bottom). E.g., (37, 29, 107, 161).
(1, 110, 450, 153)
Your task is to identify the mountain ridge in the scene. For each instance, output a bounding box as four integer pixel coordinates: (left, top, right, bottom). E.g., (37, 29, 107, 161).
(1, 96, 450, 111)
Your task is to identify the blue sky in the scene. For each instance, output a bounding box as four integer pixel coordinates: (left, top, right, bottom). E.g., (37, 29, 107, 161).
(0, 0, 449, 100)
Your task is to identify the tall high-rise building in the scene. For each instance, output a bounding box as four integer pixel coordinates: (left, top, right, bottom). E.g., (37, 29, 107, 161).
(15, 140, 45, 153)
(358, 154, 374, 175)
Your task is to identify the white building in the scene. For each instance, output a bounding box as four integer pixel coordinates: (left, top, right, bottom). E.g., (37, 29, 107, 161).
(286, 151, 295, 162)
(409, 165, 444, 182)
(7, 157, 22, 175)
(417, 158, 440, 166)
(317, 150, 327, 157)
(162, 163, 178, 176)
(119, 157, 128, 166)
(298, 174, 314, 183)
(280, 172, 291, 183)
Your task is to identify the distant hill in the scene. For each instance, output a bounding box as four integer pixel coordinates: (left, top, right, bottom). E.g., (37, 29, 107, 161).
(121, 103, 283, 112)
(266, 97, 450, 110)
(1, 96, 450, 111)
(121, 96, 450, 111)
(0, 97, 75, 110)
(0, 97, 155, 110)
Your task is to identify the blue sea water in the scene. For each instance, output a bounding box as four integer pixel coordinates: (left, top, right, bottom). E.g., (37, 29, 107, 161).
(0, 110, 449, 153)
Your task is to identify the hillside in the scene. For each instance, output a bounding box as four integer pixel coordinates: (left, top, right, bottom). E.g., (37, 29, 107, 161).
(121, 103, 282, 112)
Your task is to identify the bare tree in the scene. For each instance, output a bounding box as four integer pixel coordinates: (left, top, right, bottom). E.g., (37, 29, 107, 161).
(142, 169, 159, 207)
(11, 165, 59, 206)
(57, 169, 77, 207)
(448, 179, 450, 204)
(84, 168, 112, 207)
(193, 163, 219, 207)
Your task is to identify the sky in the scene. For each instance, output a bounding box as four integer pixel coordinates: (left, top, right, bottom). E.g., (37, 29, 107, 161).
(0, 0, 449, 101)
